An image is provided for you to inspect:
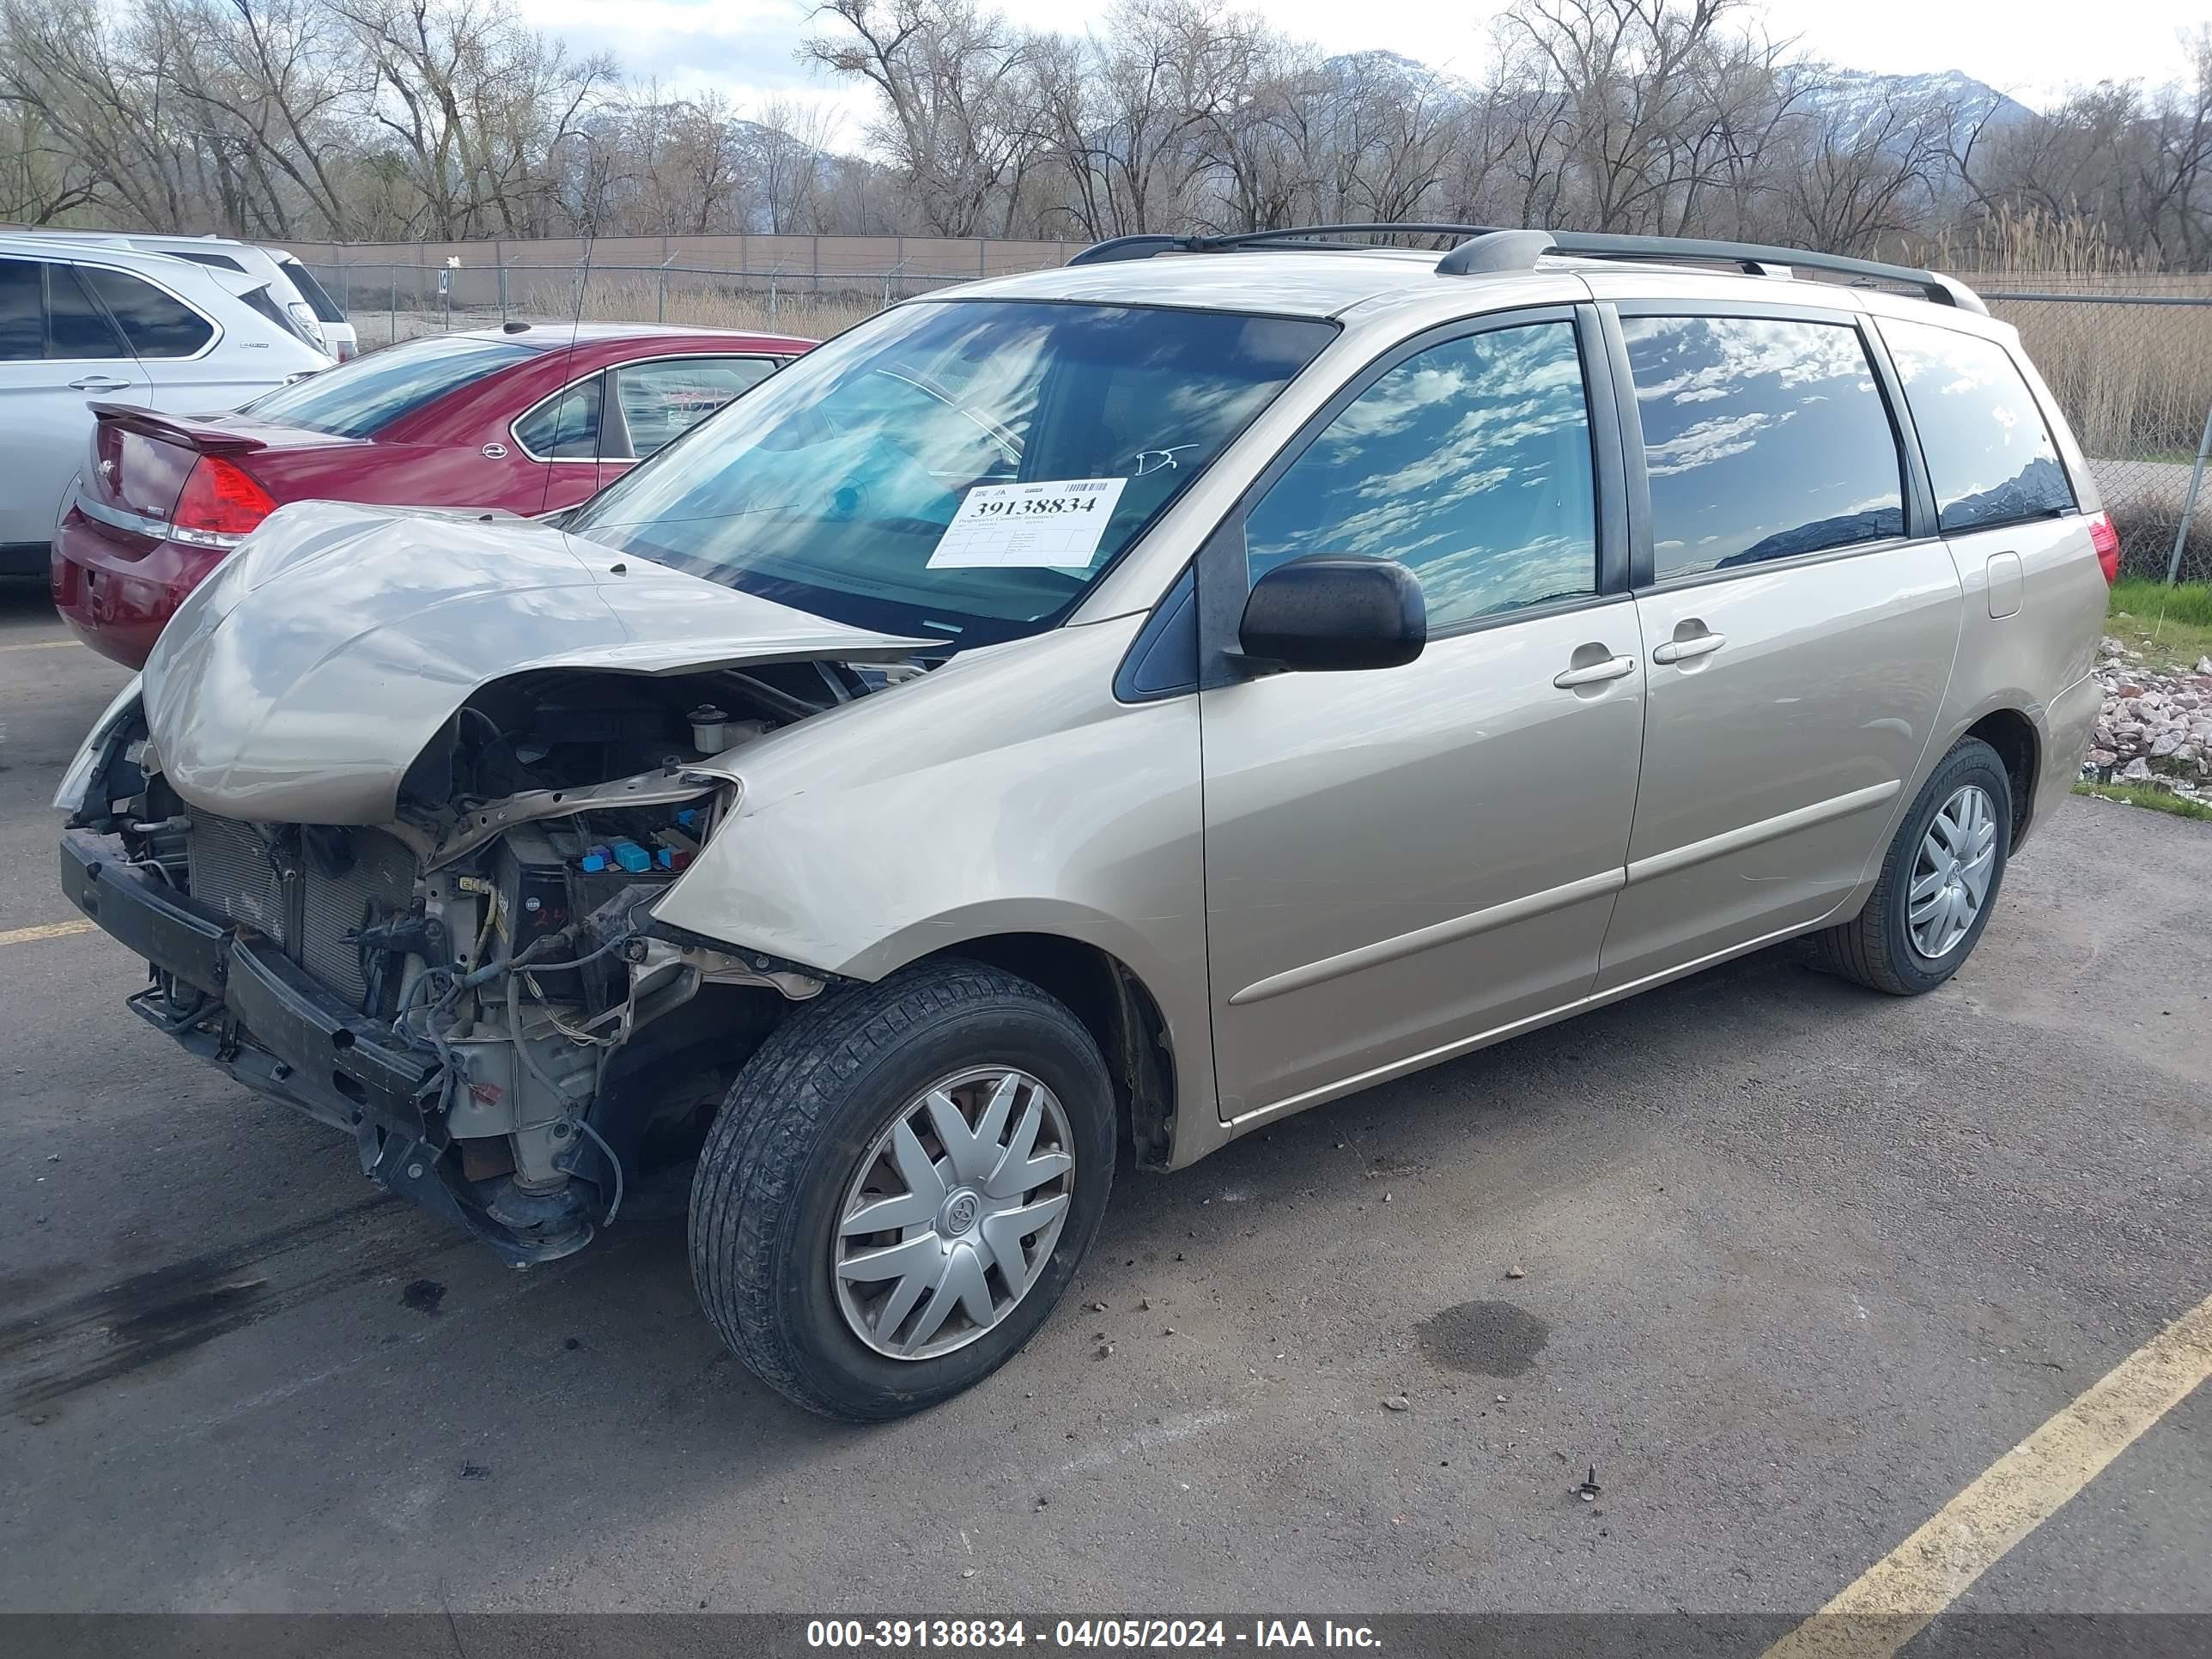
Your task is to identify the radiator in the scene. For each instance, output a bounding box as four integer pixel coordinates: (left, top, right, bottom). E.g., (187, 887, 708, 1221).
(298, 829, 418, 1008)
(185, 817, 420, 1009)
(185, 813, 289, 945)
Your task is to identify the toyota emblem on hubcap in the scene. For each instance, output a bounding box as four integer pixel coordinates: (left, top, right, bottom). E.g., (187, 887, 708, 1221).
(945, 1193, 979, 1233)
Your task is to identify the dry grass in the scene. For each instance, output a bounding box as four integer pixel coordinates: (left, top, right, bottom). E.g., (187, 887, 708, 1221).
(1921, 211, 2212, 461)
(352, 279, 888, 350)
(1920, 211, 2212, 576)
(1991, 298, 2212, 463)
(550, 274, 885, 342)
(1954, 217, 2212, 463)
(1936, 208, 2154, 283)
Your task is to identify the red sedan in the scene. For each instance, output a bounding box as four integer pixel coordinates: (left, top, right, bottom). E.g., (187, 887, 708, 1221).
(52, 322, 813, 668)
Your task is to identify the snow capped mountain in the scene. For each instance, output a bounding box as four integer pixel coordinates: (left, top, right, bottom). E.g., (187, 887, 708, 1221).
(1307, 52, 2034, 151)
(1783, 66, 2034, 149)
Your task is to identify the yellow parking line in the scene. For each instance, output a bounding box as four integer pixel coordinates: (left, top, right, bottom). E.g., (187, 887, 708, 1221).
(0, 920, 95, 946)
(1765, 1289, 2212, 1659)
(0, 638, 76, 653)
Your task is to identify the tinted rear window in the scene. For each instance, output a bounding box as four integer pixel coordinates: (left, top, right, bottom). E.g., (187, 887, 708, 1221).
(1881, 319, 2075, 533)
(1623, 314, 1904, 580)
(278, 258, 347, 324)
(238, 333, 532, 437)
(168, 250, 247, 273)
(78, 266, 214, 357)
(0, 259, 42, 360)
(50, 265, 130, 358)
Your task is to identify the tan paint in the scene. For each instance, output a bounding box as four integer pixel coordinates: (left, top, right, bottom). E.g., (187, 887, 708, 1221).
(69, 257, 2111, 1176)
(1198, 599, 1645, 1116)
(1597, 543, 1962, 991)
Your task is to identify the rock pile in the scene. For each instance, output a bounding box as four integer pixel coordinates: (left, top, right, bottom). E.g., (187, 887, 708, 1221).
(2082, 635, 2212, 799)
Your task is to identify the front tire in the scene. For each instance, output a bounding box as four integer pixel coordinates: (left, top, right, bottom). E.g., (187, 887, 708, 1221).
(1809, 737, 2013, 996)
(690, 959, 1116, 1420)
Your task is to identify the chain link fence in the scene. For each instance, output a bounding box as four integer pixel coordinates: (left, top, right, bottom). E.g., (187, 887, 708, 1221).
(1984, 289, 2212, 584)
(312, 258, 2212, 585)
(313, 258, 1021, 355)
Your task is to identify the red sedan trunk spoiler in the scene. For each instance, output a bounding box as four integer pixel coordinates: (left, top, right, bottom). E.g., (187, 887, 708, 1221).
(88, 401, 268, 457)
(81, 403, 283, 536)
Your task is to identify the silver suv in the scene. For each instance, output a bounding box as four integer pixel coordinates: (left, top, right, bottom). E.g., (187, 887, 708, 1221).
(58, 226, 2111, 1419)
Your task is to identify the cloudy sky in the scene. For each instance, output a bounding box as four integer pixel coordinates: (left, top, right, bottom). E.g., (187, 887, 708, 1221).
(520, 0, 2203, 146)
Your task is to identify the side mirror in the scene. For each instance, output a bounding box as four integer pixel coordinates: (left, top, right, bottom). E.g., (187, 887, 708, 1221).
(1237, 555, 1426, 673)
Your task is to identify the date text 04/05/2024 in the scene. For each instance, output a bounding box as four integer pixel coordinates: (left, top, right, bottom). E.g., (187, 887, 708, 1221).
(804, 1619, 1382, 1649)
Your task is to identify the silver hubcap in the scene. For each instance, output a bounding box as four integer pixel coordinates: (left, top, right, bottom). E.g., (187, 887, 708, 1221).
(832, 1066, 1074, 1361)
(1910, 784, 1998, 959)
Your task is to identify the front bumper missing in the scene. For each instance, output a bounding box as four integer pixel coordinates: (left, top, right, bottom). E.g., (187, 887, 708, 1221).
(60, 828, 590, 1264)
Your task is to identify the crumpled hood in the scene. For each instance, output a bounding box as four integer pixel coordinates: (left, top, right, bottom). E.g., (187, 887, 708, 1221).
(142, 501, 935, 825)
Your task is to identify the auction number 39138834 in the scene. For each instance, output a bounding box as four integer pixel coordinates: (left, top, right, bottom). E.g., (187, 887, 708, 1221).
(804, 1618, 1383, 1649)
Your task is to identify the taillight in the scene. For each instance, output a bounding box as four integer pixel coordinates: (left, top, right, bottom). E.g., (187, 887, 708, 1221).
(171, 456, 275, 547)
(2087, 511, 2121, 585)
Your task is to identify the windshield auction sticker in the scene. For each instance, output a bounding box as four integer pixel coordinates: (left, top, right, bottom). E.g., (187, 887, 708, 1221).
(927, 477, 1129, 570)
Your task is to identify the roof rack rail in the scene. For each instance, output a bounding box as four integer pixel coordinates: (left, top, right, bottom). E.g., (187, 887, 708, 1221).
(1066, 223, 1505, 265)
(1475, 229, 1988, 315)
(1063, 222, 1987, 315)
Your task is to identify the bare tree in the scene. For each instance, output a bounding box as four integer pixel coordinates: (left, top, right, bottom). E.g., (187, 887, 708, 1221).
(753, 95, 839, 233)
(0, 99, 101, 221)
(326, 0, 613, 238)
(0, 0, 2205, 270)
(0, 0, 191, 228)
(1506, 0, 1762, 232)
(802, 0, 1039, 236)
(1778, 77, 1950, 254)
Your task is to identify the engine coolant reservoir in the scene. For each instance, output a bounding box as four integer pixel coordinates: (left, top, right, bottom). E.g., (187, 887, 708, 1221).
(688, 704, 768, 755)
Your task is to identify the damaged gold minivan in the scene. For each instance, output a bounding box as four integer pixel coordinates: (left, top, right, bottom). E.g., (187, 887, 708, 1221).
(58, 227, 2111, 1419)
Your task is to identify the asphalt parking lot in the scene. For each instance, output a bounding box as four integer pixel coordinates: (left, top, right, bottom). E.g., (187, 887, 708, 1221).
(2, 579, 2208, 1638)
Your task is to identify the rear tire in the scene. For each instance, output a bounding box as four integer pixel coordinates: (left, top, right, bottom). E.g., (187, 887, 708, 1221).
(689, 959, 1116, 1421)
(1809, 737, 2012, 996)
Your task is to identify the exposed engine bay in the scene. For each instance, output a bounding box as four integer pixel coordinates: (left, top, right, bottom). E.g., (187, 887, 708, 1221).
(66, 654, 916, 1261)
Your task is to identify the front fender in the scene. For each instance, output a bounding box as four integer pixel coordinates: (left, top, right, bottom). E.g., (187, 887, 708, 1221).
(652, 617, 1217, 1131)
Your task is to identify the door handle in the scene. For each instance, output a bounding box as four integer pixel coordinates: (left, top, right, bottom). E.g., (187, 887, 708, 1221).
(1553, 654, 1636, 689)
(1652, 632, 1726, 665)
(68, 375, 132, 392)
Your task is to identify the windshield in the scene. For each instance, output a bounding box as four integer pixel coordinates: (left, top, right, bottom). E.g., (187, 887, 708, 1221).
(565, 300, 1335, 647)
(238, 333, 532, 437)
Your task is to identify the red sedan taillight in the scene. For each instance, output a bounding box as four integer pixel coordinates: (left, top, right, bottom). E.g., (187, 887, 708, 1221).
(2087, 511, 2121, 585)
(171, 456, 276, 547)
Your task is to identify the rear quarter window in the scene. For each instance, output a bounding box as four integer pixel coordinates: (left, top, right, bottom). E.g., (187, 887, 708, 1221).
(514, 374, 603, 459)
(1881, 318, 2075, 533)
(1622, 313, 1905, 580)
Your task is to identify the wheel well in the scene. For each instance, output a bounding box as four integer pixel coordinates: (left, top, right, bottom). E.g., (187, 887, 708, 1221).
(920, 934, 1178, 1170)
(1965, 708, 2039, 848)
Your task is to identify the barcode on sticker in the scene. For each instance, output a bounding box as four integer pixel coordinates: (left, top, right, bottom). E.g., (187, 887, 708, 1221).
(927, 476, 1132, 570)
